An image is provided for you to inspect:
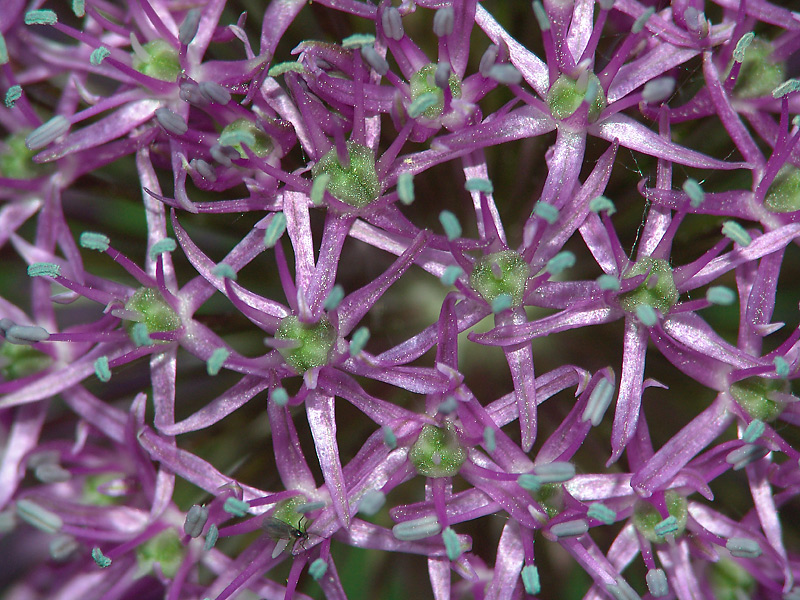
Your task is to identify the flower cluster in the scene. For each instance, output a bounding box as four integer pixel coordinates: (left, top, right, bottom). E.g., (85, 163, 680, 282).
(1, 0, 800, 599)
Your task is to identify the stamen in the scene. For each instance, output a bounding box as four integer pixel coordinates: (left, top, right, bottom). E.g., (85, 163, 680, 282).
(597, 274, 620, 291)
(464, 178, 494, 194)
(606, 578, 640, 600)
(309, 558, 328, 581)
(531, 1, 551, 31)
(264, 212, 287, 248)
(632, 7, 655, 34)
(184, 504, 209, 537)
(190, 158, 217, 181)
(546, 251, 575, 276)
(131, 322, 153, 347)
(296, 501, 325, 513)
(72, 0, 85, 17)
(488, 64, 522, 85)
(435, 62, 451, 89)
(774, 356, 790, 377)
(590, 195, 616, 215)
(597, 0, 615, 10)
(179, 9, 202, 45)
(382, 425, 397, 449)
(533, 462, 575, 483)
(533, 202, 559, 224)
(438, 396, 458, 414)
(206, 347, 229, 376)
(24, 10, 58, 25)
(34, 463, 71, 484)
(179, 82, 203, 104)
(721, 221, 752, 247)
(636, 305, 658, 326)
(733, 33, 754, 63)
(91, 547, 112, 568)
(311, 173, 330, 205)
(483, 426, 496, 452)
(349, 326, 370, 357)
(392, 515, 441, 541)
(397, 172, 415, 205)
(50, 535, 79, 561)
(26, 116, 70, 150)
(90, 356, 110, 385)
(199, 81, 231, 105)
(342, 33, 376, 49)
(358, 490, 386, 516)
(4, 85, 21, 109)
(772, 79, 800, 99)
(204, 523, 219, 549)
(582, 377, 615, 425)
(129, 33, 149, 63)
(442, 527, 461, 560)
(726, 537, 761, 558)
(90, 47, 110, 66)
(223, 497, 250, 517)
(27, 262, 61, 278)
(0, 34, 7, 64)
(408, 92, 439, 118)
(706, 286, 735, 305)
(149, 237, 177, 261)
(742, 419, 765, 443)
(682, 178, 705, 207)
(517, 474, 542, 492)
(210, 143, 239, 166)
(439, 210, 462, 240)
(440, 265, 463, 286)
(433, 7, 454, 37)
(4, 324, 50, 345)
(479, 45, 499, 77)
(521, 564, 541, 595)
(491, 293, 513, 313)
(268, 61, 305, 77)
(271, 387, 289, 406)
(550, 519, 588, 538)
(361, 45, 389, 76)
(324, 285, 345, 311)
(381, 7, 404, 41)
(646, 568, 669, 597)
(653, 516, 678, 538)
(16, 499, 62, 533)
(211, 264, 236, 281)
(642, 77, 676, 104)
(726, 444, 769, 470)
(587, 502, 616, 525)
(154, 108, 188, 135)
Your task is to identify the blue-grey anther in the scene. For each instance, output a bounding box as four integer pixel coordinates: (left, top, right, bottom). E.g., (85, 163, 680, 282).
(392, 515, 440, 541)
(381, 7, 404, 41)
(309, 558, 328, 581)
(597, 0, 615, 10)
(433, 6, 454, 37)
(26, 116, 70, 150)
(521, 565, 541, 595)
(190, 158, 217, 181)
(772, 79, 800, 99)
(646, 568, 669, 597)
(532, 1, 551, 31)
(50, 535, 79, 561)
(606, 578, 640, 600)
(726, 537, 762, 558)
(358, 490, 386, 516)
(533, 462, 575, 483)
(179, 82, 205, 104)
(16, 499, 62, 533)
(726, 444, 769, 470)
(210, 143, 239, 167)
(199, 81, 231, 105)
(5, 324, 50, 345)
(682, 178, 705, 207)
(184, 504, 209, 537)
(488, 64, 522, 85)
(550, 519, 588, 538)
(35, 463, 71, 483)
(643, 77, 676, 103)
(361, 45, 389, 76)
(179, 9, 202, 45)
(435, 62, 451, 89)
(155, 108, 188, 135)
(296, 501, 325, 514)
(582, 378, 614, 425)
(733, 32, 754, 62)
(479, 45, 499, 77)
(632, 7, 655, 33)
(654, 516, 679, 537)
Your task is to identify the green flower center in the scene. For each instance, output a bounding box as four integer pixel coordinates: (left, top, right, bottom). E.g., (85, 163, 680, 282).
(1, 131, 50, 179)
(276, 316, 335, 373)
(632, 491, 688, 544)
(82, 473, 128, 506)
(0, 342, 52, 380)
(534, 483, 564, 519)
(311, 142, 380, 208)
(132, 39, 181, 82)
(219, 118, 273, 159)
(136, 529, 184, 579)
(470, 250, 531, 307)
(618, 258, 678, 315)
(409, 63, 462, 120)
(124, 288, 182, 344)
(729, 377, 788, 422)
(764, 165, 800, 213)
(733, 38, 785, 99)
(409, 422, 466, 477)
(709, 557, 756, 600)
(547, 73, 606, 122)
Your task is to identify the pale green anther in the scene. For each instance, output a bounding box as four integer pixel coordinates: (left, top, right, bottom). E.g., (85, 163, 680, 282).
(606, 581, 639, 600)
(276, 316, 335, 373)
(683, 178, 705, 207)
(397, 172, 415, 204)
(149, 238, 176, 260)
(546, 251, 575, 276)
(636, 304, 658, 326)
(312, 142, 380, 208)
(491, 293, 513, 313)
(439, 210, 462, 240)
(632, 7, 655, 33)
(383, 425, 397, 449)
(5, 85, 21, 109)
(207, 348, 229, 376)
(309, 558, 328, 581)
(220, 118, 272, 158)
(465, 178, 494, 194)
(590, 195, 617, 215)
(184, 504, 209, 538)
(212, 264, 237, 280)
(534, 202, 559, 224)
(0, 34, 8, 65)
(90, 47, 110, 65)
(408, 93, 439, 119)
(72, 0, 86, 17)
(587, 502, 616, 525)
(483, 426, 496, 452)
(772, 79, 800, 99)
(534, 462, 575, 483)
(204, 524, 219, 550)
(409, 422, 466, 477)
(27, 262, 61, 278)
(349, 326, 370, 356)
(442, 527, 461, 560)
(392, 515, 441, 541)
(223, 497, 250, 517)
(471, 250, 531, 307)
(647, 568, 669, 598)
(733, 33, 754, 62)
(268, 62, 306, 77)
(517, 474, 542, 492)
(582, 377, 615, 425)
(132, 39, 180, 82)
(25, 10, 58, 25)
(532, 1, 550, 31)
(296, 501, 326, 514)
(727, 444, 769, 470)
(16, 499, 62, 533)
(271, 387, 289, 406)
(774, 356, 790, 377)
(131, 322, 153, 347)
(438, 396, 458, 414)
(92, 547, 112, 568)
(136, 529, 184, 578)
(264, 212, 287, 248)
(619, 257, 678, 315)
(547, 73, 607, 122)
(550, 519, 588, 538)
(597, 274, 620, 291)
(742, 419, 765, 443)
(440, 265, 463, 286)
(721, 221, 751, 246)
(633, 491, 688, 543)
(764, 165, 800, 213)
(94, 356, 111, 382)
(342, 33, 376, 48)
(410, 63, 462, 119)
(358, 490, 386, 516)
(311, 173, 330, 205)
(50, 535, 79, 561)
(80, 231, 110, 251)
(654, 515, 679, 537)
(707, 286, 735, 305)
(324, 285, 345, 311)
(726, 537, 762, 558)
(522, 565, 541, 595)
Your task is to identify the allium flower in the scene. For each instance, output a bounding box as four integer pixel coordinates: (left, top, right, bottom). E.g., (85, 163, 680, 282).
(1, 1, 800, 599)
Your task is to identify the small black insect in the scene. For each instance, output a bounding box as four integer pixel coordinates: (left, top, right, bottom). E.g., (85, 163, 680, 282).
(262, 515, 309, 554)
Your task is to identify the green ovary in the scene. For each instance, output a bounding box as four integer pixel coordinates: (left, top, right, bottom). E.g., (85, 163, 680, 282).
(1, 131, 49, 179)
(132, 39, 180, 82)
(409, 422, 466, 477)
(220, 118, 273, 158)
(632, 491, 688, 544)
(764, 165, 800, 213)
(547, 73, 606, 122)
(0, 342, 52, 380)
(534, 483, 564, 519)
(470, 251, 531, 307)
(734, 38, 785, 99)
(276, 316, 335, 373)
(136, 529, 184, 579)
(409, 63, 462, 119)
(311, 142, 380, 208)
(730, 377, 788, 422)
(124, 288, 182, 342)
(618, 258, 678, 315)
